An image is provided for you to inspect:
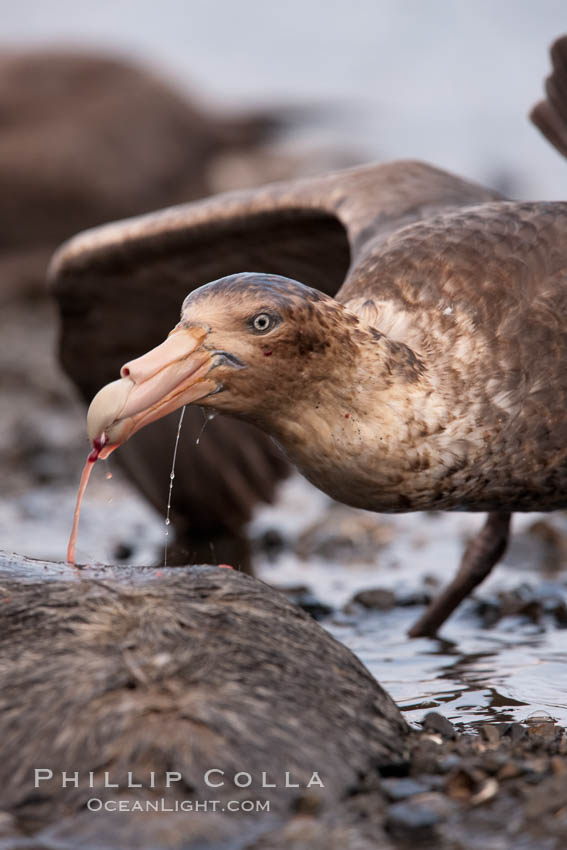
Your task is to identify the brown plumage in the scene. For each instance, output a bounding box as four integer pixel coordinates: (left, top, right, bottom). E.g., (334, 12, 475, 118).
(51, 37, 567, 634)
(0, 552, 406, 846)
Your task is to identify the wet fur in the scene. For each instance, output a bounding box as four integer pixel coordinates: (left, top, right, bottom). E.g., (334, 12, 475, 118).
(0, 558, 406, 845)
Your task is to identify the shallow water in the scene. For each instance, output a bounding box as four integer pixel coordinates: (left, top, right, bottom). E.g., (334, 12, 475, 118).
(252, 477, 567, 730)
(328, 607, 567, 728)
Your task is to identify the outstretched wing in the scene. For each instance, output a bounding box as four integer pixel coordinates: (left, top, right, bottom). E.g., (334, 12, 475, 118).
(49, 160, 499, 562)
(531, 35, 567, 160)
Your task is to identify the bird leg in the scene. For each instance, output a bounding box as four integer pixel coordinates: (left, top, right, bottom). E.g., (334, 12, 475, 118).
(408, 511, 512, 638)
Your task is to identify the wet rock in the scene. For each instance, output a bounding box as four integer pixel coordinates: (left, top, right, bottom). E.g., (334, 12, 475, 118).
(421, 775, 449, 792)
(399, 719, 567, 847)
(411, 741, 446, 775)
(255, 527, 287, 561)
(278, 585, 333, 621)
(345, 585, 433, 613)
(385, 801, 440, 835)
(503, 723, 527, 745)
(112, 541, 135, 562)
(528, 518, 567, 571)
(411, 790, 456, 818)
(470, 777, 499, 805)
(395, 589, 433, 607)
(551, 599, 567, 625)
(0, 811, 18, 838)
(296, 506, 395, 564)
(527, 722, 557, 740)
(454, 734, 480, 756)
(551, 755, 567, 775)
(291, 792, 322, 816)
(524, 774, 567, 818)
(381, 778, 430, 800)
(445, 767, 482, 801)
(349, 588, 396, 610)
(479, 752, 508, 774)
(475, 581, 567, 627)
(436, 754, 461, 773)
(423, 712, 456, 740)
(497, 761, 524, 780)
(480, 724, 502, 745)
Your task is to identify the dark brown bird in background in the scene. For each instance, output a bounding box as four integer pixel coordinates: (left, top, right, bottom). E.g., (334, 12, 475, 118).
(0, 48, 292, 304)
(52, 36, 567, 636)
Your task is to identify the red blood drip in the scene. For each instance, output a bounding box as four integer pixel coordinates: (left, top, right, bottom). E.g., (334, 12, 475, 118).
(345, 413, 350, 419)
(67, 433, 108, 565)
(263, 350, 273, 357)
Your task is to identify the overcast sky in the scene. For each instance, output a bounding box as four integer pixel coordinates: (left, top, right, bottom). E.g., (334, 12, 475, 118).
(2, 0, 566, 198)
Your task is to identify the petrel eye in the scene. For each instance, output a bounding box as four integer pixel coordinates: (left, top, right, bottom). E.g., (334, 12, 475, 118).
(251, 313, 274, 333)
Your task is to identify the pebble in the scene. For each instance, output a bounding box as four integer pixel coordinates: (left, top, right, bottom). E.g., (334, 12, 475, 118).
(350, 588, 396, 610)
(551, 756, 567, 776)
(470, 777, 499, 806)
(280, 586, 333, 621)
(381, 778, 430, 801)
(525, 775, 567, 818)
(255, 527, 287, 561)
(423, 712, 456, 739)
(446, 768, 477, 800)
(395, 590, 432, 607)
(497, 761, 523, 780)
(503, 723, 526, 744)
(385, 802, 440, 835)
(475, 581, 567, 627)
(437, 754, 461, 773)
(0, 812, 17, 837)
(527, 722, 556, 739)
(295, 507, 394, 563)
(113, 541, 134, 561)
(481, 724, 502, 745)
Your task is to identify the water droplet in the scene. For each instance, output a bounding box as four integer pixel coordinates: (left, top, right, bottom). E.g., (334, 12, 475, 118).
(195, 409, 215, 447)
(164, 405, 186, 567)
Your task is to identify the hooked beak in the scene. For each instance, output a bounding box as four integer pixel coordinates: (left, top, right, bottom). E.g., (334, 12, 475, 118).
(86, 325, 217, 453)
